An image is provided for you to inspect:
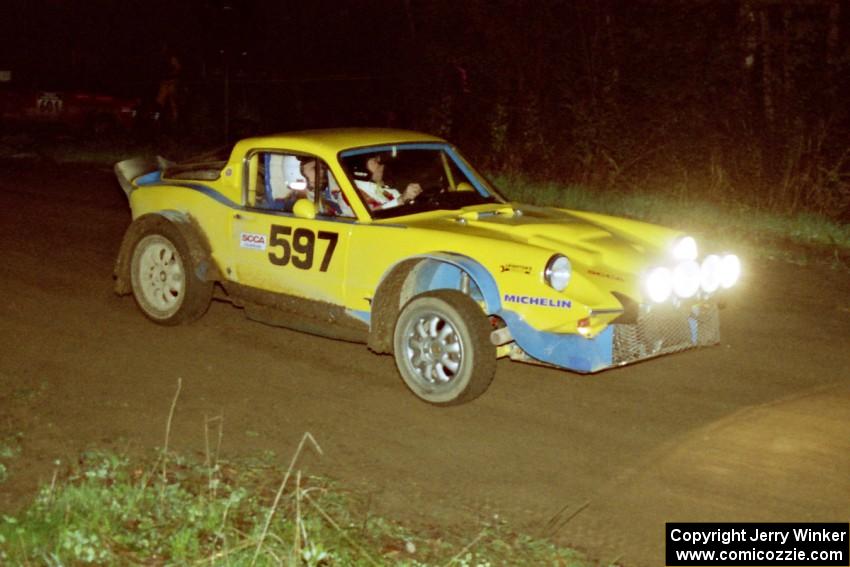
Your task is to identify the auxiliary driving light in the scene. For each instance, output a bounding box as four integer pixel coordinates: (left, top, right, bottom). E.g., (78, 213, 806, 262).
(719, 254, 741, 288)
(646, 266, 673, 303)
(700, 254, 721, 294)
(672, 260, 701, 299)
(672, 235, 698, 261)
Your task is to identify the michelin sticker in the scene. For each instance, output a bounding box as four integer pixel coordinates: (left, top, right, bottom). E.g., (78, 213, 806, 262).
(504, 293, 571, 309)
(240, 232, 267, 250)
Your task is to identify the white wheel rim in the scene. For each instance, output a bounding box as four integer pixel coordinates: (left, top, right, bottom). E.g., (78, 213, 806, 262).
(402, 312, 464, 386)
(134, 235, 185, 318)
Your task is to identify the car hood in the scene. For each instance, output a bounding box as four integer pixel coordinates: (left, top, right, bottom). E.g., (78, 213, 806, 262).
(390, 204, 670, 276)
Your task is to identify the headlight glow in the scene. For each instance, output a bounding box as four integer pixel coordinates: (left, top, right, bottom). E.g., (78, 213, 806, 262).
(544, 255, 572, 291)
(719, 254, 741, 288)
(672, 236, 698, 261)
(645, 266, 673, 303)
(672, 260, 701, 298)
(700, 254, 721, 293)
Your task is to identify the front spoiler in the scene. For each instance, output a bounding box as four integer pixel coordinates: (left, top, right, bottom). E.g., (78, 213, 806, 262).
(503, 303, 720, 373)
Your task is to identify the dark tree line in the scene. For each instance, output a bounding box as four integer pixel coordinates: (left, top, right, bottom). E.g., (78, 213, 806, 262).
(387, 0, 849, 218)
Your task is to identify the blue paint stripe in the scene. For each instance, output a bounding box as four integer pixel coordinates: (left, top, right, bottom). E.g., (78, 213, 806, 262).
(143, 182, 242, 209)
(444, 254, 502, 313)
(346, 309, 371, 324)
(136, 171, 162, 185)
(501, 311, 614, 372)
(412, 252, 502, 313)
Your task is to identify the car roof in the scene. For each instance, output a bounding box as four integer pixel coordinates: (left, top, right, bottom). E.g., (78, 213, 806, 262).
(232, 128, 447, 158)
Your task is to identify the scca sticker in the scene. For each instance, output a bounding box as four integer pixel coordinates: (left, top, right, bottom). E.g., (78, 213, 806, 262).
(503, 293, 571, 309)
(240, 232, 268, 250)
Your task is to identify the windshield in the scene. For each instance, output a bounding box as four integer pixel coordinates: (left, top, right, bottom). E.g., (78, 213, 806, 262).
(338, 143, 503, 219)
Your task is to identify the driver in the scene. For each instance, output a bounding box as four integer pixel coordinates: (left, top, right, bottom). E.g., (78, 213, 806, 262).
(353, 154, 422, 210)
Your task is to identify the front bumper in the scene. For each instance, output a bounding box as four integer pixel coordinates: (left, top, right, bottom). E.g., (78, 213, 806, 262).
(613, 303, 720, 365)
(502, 302, 720, 372)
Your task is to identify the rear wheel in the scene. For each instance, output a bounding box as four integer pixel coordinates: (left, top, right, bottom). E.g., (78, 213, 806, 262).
(129, 224, 212, 325)
(393, 290, 496, 405)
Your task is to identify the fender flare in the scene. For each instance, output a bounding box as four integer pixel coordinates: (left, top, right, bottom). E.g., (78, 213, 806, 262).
(367, 252, 501, 354)
(113, 211, 221, 295)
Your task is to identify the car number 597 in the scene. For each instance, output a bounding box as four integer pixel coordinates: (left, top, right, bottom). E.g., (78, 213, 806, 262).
(268, 225, 338, 272)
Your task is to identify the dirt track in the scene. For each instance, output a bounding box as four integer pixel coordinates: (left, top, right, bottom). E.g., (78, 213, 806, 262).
(1, 159, 848, 565)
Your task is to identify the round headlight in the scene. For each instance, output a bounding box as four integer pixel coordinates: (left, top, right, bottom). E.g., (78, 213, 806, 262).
(673, 260, 701, 298)
(544, 255, 572, 291)
(672, 235, 698, 261)
(645, 266, 673, 303)
(700, 254, 721, 294)
(719, 254, 741, 288)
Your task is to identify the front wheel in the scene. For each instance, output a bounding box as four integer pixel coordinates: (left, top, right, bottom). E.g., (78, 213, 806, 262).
(393, 290, 496, 405)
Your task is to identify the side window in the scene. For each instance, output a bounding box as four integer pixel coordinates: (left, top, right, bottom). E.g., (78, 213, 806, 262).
(253, 152, 312, 212)
(249, 151, 356, 219)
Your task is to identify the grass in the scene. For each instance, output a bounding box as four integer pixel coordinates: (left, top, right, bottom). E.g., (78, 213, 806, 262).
(0, 380, 593, 566)
(0, 445, 591, 566)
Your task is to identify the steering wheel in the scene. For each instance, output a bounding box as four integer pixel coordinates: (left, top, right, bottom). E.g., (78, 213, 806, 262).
(409, 181, 446, 207)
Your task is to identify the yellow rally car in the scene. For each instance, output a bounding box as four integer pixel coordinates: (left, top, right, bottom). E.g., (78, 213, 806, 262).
(114, 128, 741, 405)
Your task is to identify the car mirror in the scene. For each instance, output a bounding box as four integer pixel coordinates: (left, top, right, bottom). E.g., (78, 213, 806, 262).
(293, 198, 317, 220)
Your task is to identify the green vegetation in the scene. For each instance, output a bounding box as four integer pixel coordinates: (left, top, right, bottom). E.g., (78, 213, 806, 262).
(0, 442, 589, 566)
(1, 379, 589, 566)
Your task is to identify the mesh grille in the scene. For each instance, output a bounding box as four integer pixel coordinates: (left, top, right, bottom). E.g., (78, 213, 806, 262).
(612, 303, 719, 365)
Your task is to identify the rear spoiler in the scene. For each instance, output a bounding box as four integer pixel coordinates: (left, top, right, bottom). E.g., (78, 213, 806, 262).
(114, 156, 175, 198)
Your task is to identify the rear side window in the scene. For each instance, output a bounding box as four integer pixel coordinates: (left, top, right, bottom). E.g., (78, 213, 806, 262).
(249, 152, 354, 218)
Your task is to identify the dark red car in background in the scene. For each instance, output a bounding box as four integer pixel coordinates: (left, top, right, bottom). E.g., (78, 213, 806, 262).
(0, 87, 139, 133)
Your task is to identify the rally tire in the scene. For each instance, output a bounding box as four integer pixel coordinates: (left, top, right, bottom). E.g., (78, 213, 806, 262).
(393, 290, 496, 405)
(129, 223, 213, 325)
